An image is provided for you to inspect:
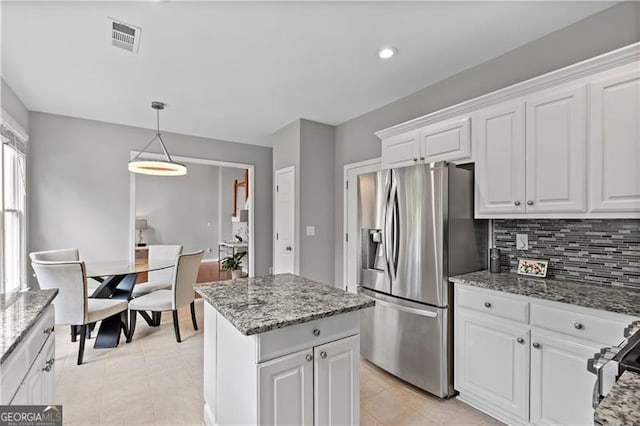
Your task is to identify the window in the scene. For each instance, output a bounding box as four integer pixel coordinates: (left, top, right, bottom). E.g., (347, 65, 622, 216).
(1, 124, 27, 293)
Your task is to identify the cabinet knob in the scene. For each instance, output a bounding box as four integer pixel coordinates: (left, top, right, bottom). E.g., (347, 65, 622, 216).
(320, 351, 327, 359)
(305, 354, 313, 362)
(285, 246, 292, 251)
(574, 322, 583, 330)
(517, 337, 525, 344)
(413, 158, 418, 162)
(420, 157, 425, 161)
(527, 200, 534, 206)
(42, 359, 54, 372)
(532, 342, 541, 349)
(514, 201, 521, 206)
(43, 326, 55, 335)
(313, 329, 320, 336)
(484, 302, 492, 308)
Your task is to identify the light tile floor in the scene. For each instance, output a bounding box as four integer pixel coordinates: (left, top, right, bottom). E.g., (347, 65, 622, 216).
(54, 300, 501, 425)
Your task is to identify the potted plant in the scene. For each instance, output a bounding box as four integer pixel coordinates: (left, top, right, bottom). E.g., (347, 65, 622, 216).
(221, 251, 247, 279)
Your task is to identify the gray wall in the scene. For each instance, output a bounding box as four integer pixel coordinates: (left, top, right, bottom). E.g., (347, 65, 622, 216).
(272, 119, 335, 285)
(333, 2, 640, 286)
(136, 162, 220, 259)
(1, 78, 29, 131)
(28, 112, 272, 284)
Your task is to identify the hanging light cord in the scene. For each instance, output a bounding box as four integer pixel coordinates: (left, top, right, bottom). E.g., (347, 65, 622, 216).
(131, 107, 175, 162)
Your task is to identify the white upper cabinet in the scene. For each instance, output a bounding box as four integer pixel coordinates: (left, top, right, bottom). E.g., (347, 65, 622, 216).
(525, 84, 587, 213)
(474, 101, 526, 215)
(589, 63, 640, 213)
(381, 116, 471, 169)
(418, 116, 471, 163)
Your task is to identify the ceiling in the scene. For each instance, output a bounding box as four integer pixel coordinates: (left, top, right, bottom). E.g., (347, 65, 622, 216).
(1, 1, 614, 147)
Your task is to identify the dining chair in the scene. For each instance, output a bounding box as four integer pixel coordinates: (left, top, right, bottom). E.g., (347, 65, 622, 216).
(131, 244, 183, 298)
(127, 250, 204, 343)
(31, 260, 129, 365)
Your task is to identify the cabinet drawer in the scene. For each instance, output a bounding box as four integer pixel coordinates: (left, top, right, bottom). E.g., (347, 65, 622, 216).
(456, 286, 529, 323)
(531, 303, 629, 346)
(256, 311, 360, 363)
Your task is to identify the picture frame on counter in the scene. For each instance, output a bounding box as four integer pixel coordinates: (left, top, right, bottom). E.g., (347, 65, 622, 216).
(517, 259, 549, 277)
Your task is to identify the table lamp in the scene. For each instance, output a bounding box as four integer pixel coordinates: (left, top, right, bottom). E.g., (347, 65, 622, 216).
(135, 218, 148, 246)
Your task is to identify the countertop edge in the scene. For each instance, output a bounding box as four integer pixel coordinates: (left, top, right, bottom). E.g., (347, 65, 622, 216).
(1, 289, 58, 365)
(594, 371, 640, 425)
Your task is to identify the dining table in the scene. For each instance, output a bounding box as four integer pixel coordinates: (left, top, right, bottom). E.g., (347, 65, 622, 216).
(83, 258, 176, 349)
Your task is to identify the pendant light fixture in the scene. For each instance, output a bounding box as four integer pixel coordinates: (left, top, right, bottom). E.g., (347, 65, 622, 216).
(128, 101, 187, 176)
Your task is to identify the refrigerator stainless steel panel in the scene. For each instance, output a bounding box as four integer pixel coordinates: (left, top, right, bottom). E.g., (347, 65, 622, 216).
(390, 164, 445, 307)
(358, 170, 391, 294)
(359, 287, 450, 398)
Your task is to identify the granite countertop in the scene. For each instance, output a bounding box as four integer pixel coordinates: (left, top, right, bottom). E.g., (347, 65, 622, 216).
(595, 371, 640, 425)
(450, 270, 640, 317)
(0, 289, 58, 364)
(195, 273, 374, 335)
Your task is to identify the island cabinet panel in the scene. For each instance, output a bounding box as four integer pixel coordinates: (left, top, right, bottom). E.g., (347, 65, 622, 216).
(529, 330, 600, 426)
(259, 349, 313, 426)
(314, 335, 360, 426)
(589, 63, 640, 213)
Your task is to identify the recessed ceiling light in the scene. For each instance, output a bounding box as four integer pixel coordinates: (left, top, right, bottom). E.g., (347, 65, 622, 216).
(378, 47, 398, 60)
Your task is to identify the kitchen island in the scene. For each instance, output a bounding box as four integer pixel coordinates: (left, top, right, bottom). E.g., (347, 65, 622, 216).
(195, 273, 374, 426)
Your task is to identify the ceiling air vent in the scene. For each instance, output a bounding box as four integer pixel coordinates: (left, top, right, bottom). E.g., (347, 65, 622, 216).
(108, 18, 141, 53)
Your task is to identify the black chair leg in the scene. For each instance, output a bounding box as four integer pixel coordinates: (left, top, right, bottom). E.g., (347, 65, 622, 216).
(172, 310, 181, 343)
(190, 301, 198, 331)
(154, 311, 162, 326)
(77, 324, 87, 365)
(127, 311, 137, 343)
(70, 325, 77, 343)
(120, 311, 129, 340)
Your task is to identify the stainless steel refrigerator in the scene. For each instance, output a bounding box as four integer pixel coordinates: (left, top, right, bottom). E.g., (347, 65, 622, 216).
(357, 162, 487, 398)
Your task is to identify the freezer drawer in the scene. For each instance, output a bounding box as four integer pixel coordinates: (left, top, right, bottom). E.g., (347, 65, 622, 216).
(359, 288, 452, 398)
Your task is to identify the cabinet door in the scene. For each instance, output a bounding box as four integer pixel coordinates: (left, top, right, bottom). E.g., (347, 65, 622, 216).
(474, 101, 526, 215)
(590, 64, 640, 213)
(314, 335, 359, 426)
(455, 309, 529, 421)
(530, 331, 600, 425)
(258, 348, 313, 426)
(525, 84, 587, 213)
(13, 335, 55, 405)
(419, 116, 471, 163)
(381, 133, 419, 169)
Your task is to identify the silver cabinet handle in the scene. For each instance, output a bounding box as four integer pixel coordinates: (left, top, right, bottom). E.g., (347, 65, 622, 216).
(320, 351, 327, 359)
(412, 158, 418, 162)
(484, 302, 492, 308)
(517, 337, 525, 344)
(532, 342, 541, 349)
(313, 329, 320, 337)
(285, 246, 292, 251)
(305, 354, 313, 362)
(514, 201, 521, 206)
(574, 322, 583, 330)
(42, 359, 54, 372)
(527, 200, 534, 206)
(43, 326, 55, 335)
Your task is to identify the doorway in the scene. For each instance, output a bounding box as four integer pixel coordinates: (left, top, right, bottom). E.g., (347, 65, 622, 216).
(274, 166, 295, 274)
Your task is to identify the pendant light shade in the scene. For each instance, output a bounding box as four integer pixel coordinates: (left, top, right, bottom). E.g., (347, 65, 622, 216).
(129, 101, 187, 176)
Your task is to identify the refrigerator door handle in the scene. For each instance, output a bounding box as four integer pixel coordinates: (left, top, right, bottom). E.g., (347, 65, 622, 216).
(391, 183, 400, 277)
(383, 172, 394, 282)
(386, 172, 399, 281)
(359, 288, 438, 318)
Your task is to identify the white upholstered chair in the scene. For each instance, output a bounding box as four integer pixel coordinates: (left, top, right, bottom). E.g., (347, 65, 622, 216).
(128, 250, 204, 343)
(31, 260, 129, 365)
(131, 244, 183, 297)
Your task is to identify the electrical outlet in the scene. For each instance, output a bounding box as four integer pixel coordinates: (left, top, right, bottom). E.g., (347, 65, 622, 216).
(306, 226, 316, 236)
(516, 234, 529, 250)
(268, 266, 273, 274)
(207, 247, 212, 253)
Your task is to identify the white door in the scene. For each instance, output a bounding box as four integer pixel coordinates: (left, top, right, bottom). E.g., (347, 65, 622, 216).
(525, 84, 587, 213)
(530, 330, 600, 425)
(590, 63, 640, 213)
(258, 348, 313, 426)
(274, 166, 295, 274)
(314, 335, 359, 426)
(419, 116, 471, 163)
(381, 133, 419, 169)
(344, 159, 381, 293)
(455, 309, 529, 422)
(474, 101, 526, 216)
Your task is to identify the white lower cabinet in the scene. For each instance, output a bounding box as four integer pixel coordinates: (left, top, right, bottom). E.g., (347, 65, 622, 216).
(12, 335, 55, 405)
(454, 285, 637, 425)
(529, 331, 600, 425)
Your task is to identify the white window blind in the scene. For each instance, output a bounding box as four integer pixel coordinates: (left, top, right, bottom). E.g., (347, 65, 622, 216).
(1, 124, 27, 293)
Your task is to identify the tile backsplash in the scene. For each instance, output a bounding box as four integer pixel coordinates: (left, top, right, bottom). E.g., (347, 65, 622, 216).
(493, 219, 640, 288)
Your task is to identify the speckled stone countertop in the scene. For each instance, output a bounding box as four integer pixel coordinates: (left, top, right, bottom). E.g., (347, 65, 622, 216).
(195, 273, 374, 335)
(450, 270, 640, 317)
(595, 371, 640, 425)
(0, 289, 58, 364)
